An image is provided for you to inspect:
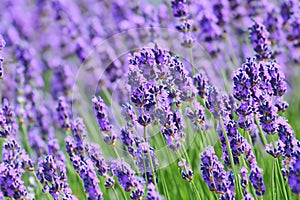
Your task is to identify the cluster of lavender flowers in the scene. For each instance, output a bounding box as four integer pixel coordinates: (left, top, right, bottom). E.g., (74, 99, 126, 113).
(171, 0, 195, 48)
(0, 0, 299, 199)
(0, 99, 35, 199)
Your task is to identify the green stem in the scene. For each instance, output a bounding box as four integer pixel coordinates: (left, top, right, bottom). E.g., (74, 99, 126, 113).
(112, 187, 120, 200)
(276, 159, 288, 200)
(220, 119, 244, 199)
(254, 115, 268, 146)
(112, 148, 129, 200)
(32, 172, 52, 200)
(160, 171, 171, 200)
(144, 126, 158, 189)
(271, 159, 276, 200)
(191, 181, 202, 200)
(20, 122, 32, 155)
(189, 48, 195, 76)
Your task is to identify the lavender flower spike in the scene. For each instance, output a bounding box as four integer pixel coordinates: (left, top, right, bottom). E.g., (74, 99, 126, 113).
(56, 96, 71, 130)
(92, 96, 116, 146)
(178, 159, 193, 182)
(200, 146, 232, 195)
(0, 34, 5, 79)
(110, 159, 136, 192)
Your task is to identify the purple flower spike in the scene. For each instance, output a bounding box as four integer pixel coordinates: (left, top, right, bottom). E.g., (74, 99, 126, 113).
(0, 98, 18, 137)
(146, 182, 163, 200)
(71, 118, 87, 156)
(200, 146, 232, 195)
(130, 178, 145, 200)
(171, 0, 188, 18)
(80, 159, 103, 200)
(0, 164, 28, 199)
(243, 194, 254, 200)
(0, 34, 5, 79)
(85, 143, 108, 177)
(2, 138, 34, 171)
(56, 96, 71, 130)
(65, 136, 103, 200)
(185, 101, 206, 131)
(248, 20, 272, 60)
(92, 96, 116, 146)
(178, 159, 193, 182)
(280, 0, 299, 26)
(249, 166, 266, 197)
(194, 73, 209, 99)
(104, 175, 115, 189)
(0, 34, 5, 50)
(37, 155, 76, 200)
(239, 167, 248, 195)
(120, 126, 137, 157)
(122, 103, 138, 128)
(110, 159, 136, 192)
(136, 142, 159, 183)
(276, 117, 296, 157)
(265, 140, 285, 158)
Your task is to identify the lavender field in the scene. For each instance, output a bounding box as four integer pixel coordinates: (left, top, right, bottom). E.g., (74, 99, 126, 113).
(0, 0, 300, 199)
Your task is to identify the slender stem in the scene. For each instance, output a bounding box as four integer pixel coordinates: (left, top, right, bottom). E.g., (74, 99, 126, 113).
(191, 180, 202, 200)
(271, 159, 276, 200)
(189, 48, 195, 76)
(144, 126, 158, 188)
(220, 119, 244, 198)
(32, 172, 52, 200)
(20, 122, 32, 155)
(254, 115, 268, 146)
(112, 187, 120, 200)
(112, 148, 129, 200)
(276, 159, 288, 200)
(160, 171, 171, 200)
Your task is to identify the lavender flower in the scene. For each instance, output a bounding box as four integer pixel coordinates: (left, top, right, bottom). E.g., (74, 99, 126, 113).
(265, 140, 285, 158)
(248, 20, 272, 60)
(120, 126, 137, 157)
(92, 96, 116, 146)
(71, 118, 87, 156)
(0, 164, 28, 199)
(257, 97, 278, 134)
(110, 159, 136, 192)
(280, 0, 299, 26)
(178, 159, 193, 182)
(249, 166, 266, 197)
(0, 98, 18, 137)
(194, 73, 209, 99)
(56, 96, 71, 130)
(80, 159, 103, 200)
(0, 138, 34, 199)
(136, 142, 159, 183)
(200, 146, 232, 195)
(239, 167, 248, 195)
(243, 194, 254, 200)
(122, 103, 138, 128)
(288, 160, 300, 195)
(146, 182, 163, 200)
(65, 136, 103, 199)
(0, 34, 5, 79)
(277, 117, 296, 157)
(2, 138, 34, 171)
(130, 179, 145, 200)
(185, 101, 206, 131)
(171, 0, 195, 47)
(85, 143, 109, 177)
(36, 155, 76, 200)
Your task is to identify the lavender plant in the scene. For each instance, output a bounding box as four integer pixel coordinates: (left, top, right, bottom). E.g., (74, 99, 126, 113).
(0, 0, 299, 199)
